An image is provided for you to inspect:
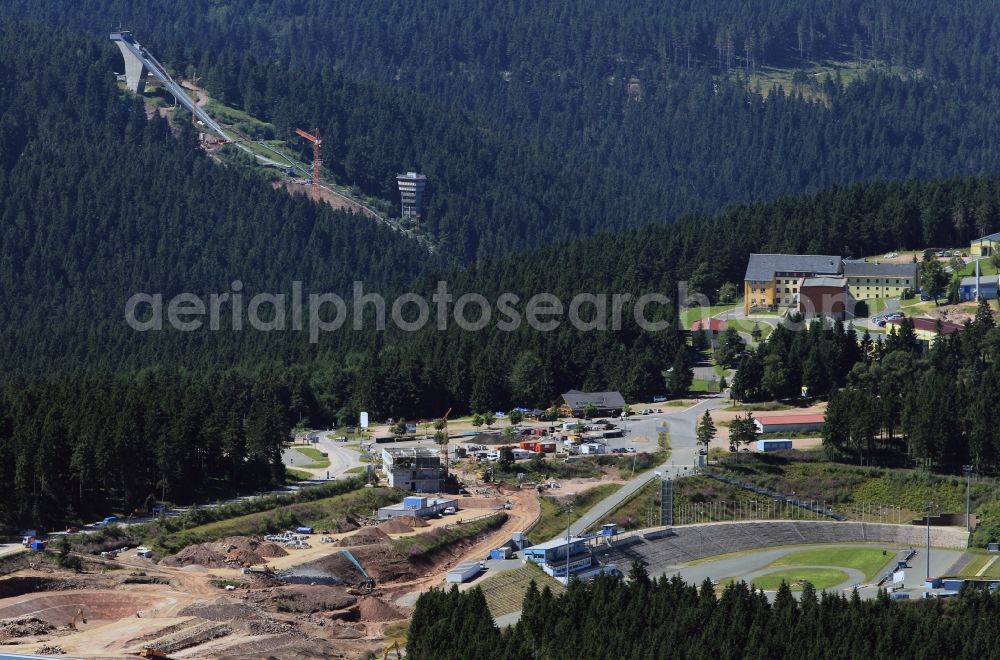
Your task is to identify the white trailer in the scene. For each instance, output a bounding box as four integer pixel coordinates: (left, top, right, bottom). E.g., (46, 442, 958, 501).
(446, 560, 482, 583)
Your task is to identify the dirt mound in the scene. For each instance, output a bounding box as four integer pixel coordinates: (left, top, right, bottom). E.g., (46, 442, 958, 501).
(356, 596, 407, 622)
(400, 515, 429, 528)
(334, 515, 361, 533)
(0, 616, 54, 642)
(245, 585, 356, 613)
(161, 545, 227, 568)
(377, 518, 414, 534)
(325, 622, 365, 639)
(337, 527, 389, 546)
(162, 536, 275, 568)
(256, 542, 289, 558)
(225, 548, 266, 566)
(178, 599, 261, 622)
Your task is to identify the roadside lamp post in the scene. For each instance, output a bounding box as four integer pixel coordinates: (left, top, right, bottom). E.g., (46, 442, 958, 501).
(963, 465, 974, 532)
(925, 501, 934, 580)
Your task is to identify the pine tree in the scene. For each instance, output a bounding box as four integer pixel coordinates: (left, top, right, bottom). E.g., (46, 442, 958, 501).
(696, 411, 717, 452)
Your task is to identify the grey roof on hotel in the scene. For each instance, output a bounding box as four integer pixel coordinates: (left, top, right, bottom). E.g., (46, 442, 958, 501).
(961, 275, 1000, 286)
(744, 254, 841, 281)
(800, 276, 847, 288)
(842, 261, 918, 277)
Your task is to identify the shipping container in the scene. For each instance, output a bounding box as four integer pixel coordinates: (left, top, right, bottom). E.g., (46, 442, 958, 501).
(490, 547, 512, 560)
(403, 496, 428, 509)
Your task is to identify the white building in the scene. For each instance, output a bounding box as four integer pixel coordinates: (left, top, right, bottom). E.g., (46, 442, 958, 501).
(381, 447, 441, 492)
(396, 171, 428, 219)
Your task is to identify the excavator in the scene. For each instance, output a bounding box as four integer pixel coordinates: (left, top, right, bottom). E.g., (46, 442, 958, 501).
(138, 648, 169, 659)
(341, 550, 376, 595)
(67, 608, 86, 630)
(382, 641, 401, 660)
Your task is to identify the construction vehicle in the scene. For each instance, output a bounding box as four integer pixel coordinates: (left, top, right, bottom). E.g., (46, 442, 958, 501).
(138, 647, 169, 659)
(294, 128, 323, 202)
(242, 565, 275, 576)
(67, 608, 86, 630)
(383, 641, 401, 660)
(341, 550, 376, 595)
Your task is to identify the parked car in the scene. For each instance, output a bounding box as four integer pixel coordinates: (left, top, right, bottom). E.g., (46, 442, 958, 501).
(626, 447, 636, 453)
(698, 448, 709, 455)
(443, 506, 457, 515)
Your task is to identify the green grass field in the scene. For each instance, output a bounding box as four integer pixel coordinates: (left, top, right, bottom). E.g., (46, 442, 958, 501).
(727, 319, 773, 341)
(680, 304, 739, 328)
(528, 483, 622, 541)
(861, 298, 888, 316)
(479, 564, 566, 617)
(953, 553, 1000, 578)
(291, 446, 331, 469)
(768, 547, 890, 581)
(746, 568, 850, 591)
(391, 512, 507, 559)
(746, 56, 911, 101)
(690, 378, 721, 393)
(155, 487, 404, 553)
(956, 260, 1000, 277)
(285, 467, 313, 481)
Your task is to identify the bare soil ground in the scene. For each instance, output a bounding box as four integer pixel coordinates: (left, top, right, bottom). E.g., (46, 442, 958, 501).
(0, 486, 541, 657)
(279, 180, 380, 220)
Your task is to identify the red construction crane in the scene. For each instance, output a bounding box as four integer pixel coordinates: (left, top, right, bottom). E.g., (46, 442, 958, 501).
(294, 127, 322, 202)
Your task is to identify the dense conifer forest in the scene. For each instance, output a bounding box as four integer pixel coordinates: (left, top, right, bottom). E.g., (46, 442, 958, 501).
(408, 569, 1000, 659)
(8, 2, 1000, 258)
(8, 3, 1000, 525)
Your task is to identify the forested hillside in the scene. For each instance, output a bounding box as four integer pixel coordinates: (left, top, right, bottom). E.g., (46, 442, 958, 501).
(9, 1, 1000, 258)
(10, 4, 1000, 527)
(408, 572, 1000, 659)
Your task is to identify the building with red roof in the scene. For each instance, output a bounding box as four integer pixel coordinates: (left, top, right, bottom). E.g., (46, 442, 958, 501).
(753, 413, 826, 434)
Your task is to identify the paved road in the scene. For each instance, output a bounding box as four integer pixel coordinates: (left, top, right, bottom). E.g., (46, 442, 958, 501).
(282, 433, 362, 481)
(554, 393, 729, 540)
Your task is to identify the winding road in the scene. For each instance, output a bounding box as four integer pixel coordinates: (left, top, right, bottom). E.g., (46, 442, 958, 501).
(554, 392, 729, 540)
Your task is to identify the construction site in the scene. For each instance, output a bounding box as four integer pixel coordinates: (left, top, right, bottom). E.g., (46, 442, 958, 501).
(0, 481, 536, 658)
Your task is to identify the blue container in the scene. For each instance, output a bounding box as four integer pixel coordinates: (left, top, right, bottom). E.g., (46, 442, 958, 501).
(30, 540, 45, 551)
(942, 579, 964, 591)
(295, 527, 313, 534)
(403, 496, 427, 510)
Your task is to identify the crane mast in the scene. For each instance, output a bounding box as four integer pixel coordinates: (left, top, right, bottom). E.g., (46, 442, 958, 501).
(294, 127, 323, 202)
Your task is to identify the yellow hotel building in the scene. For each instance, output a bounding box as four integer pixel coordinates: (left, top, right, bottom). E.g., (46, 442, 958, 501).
(842, 261, 918, 300)
(744, 254, 841, 314)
